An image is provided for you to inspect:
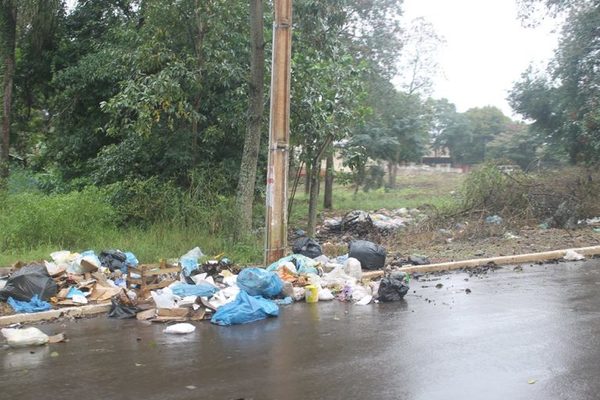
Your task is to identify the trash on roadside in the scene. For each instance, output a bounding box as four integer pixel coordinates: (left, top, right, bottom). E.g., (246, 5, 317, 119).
(164, 323, 196, 334)
(408, 255, 430, 266)
(267, 254, 320, 275)
(292, 237, 323, 259)
(305, 285, 319, 303)
(378, 272, 409, 302)
(564, 249, 585, 261)
(342, 210, 374, 236)
(99, 250, 129, 273)
(237, 268, 283, 298)
(179, 247, 204, 277)
(318, 288, 334, 301)
(108, 297, 139, 319)
(485, 215, 503, 225)
(170, 282, 219, 298)
(348, 240, 386, 270)
(211, 291, 279, 326)
(7, 295, 52, 313)
(343, 258, 363, 280)
(1, 327, 49, 347)
(0, 264, 58, 302)
(356, 295, 372, 305)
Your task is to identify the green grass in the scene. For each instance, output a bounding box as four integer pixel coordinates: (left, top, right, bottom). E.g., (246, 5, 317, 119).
(289, 173, 464, 225)
(0, 171, 464, 268)
(0, 224, 263, 268)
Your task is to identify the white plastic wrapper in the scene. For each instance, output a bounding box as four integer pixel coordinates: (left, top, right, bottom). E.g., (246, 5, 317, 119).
(2, 327, 49, 347)
(163, 323, 196, 334)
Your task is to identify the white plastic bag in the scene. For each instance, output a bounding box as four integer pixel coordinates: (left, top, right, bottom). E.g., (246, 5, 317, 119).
(293, 287, 306, 301)
(164, 323, 196, 334)
(318, 288, 335, 301)
(2, 327, 49, 347)
(151, 288, 181, 309)
(356, 295, 373, 305)
(352, 285, 371, 301)
(564, 249, 585, 261)
(343, 257, 363, 280)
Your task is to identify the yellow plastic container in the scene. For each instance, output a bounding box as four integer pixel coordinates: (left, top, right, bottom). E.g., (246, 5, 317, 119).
(305, 285, 319, 303)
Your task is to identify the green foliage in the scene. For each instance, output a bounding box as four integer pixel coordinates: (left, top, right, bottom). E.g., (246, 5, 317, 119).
(511, 0, 600, 165)
(461, 163, 531, 215)
(0, 188, 116, 251)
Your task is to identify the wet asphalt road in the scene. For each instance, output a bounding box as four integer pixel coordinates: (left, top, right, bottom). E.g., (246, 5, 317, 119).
(2, 260, 600, 400)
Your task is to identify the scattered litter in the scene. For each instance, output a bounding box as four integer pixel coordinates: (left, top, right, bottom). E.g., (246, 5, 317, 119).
(348, 240, 386, 270)
(8, 295, 52, 313)
(108, 298, 139, 319)
(564, 249, 585, 261)
(1, 327, 49, 347)
(356, 295, 372, 305)
(305, 285, 319, 303)
(292, 237, 322, 259)
(211, 291, 279, 326)
(171, 282, 219, 298)
(164, 323, 196, 334)
(485, 215, 503, 224)
(318, 288, 334, 301)
(378, 272, 409, 302)
(0, 264, 58, 302)
(237, 268, 283, 298)
(528, 379, 537, 385)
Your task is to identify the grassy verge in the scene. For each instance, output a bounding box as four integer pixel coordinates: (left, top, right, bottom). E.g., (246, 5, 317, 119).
(0, 224, 263, 268)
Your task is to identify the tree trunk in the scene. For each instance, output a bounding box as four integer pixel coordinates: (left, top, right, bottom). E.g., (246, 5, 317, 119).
(323, 152, 333, 209)
(304, 162, 311, 195)
(307, 158, 321, 237)
(387, 161, 397, 188)
(0, 1, 16, 187)
(234, 0, 265, 239)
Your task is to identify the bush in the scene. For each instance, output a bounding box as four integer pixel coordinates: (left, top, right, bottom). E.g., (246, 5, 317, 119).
(0, 188, 117, 251)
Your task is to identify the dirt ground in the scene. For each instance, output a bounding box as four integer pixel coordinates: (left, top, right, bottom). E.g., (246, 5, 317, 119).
(315, 217, 600, 264)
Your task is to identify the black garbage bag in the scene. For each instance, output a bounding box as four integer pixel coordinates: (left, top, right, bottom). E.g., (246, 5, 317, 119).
(99, 250, 128, 273)
(378, 272, 409, 302)
(349, 240, 386, 270)
(292, 237, 323, 259)
(108, 298, 139, 319)
(0, 264, 58, 302)
(341, 210, 373, 236)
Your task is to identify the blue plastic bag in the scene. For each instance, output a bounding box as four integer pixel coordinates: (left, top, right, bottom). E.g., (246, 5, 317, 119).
(237, 268, 283, 297)
(8, 295, 52, 313)
(266, 254, 319, 275)
(66, 287, 86, 299)
(124, 252, 139, 267)
(171, 282, 219, 298)
(211, 291, 279, 326)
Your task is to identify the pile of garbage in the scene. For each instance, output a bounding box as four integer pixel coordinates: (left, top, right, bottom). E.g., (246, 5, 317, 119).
(323, 208, 424, 236)
(0, 249, 141, 313)
(0, 239, 410, 330)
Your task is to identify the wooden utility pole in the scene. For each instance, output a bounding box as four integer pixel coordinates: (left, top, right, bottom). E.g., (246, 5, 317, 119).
(265, 0, 293, 264)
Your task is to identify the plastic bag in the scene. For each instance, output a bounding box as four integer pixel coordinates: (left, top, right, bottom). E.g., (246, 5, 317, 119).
(1, 327, 49, 347)
(378, 272, 409, 302)
(179, 247, 204, 277)
(99, 250, 128, 273)
(0, 264, 58, 301)
(343, 257, 363, 280)
(164, 323, 196, 334)
(171, 282, 219, 298)
(7, 295, 52, 313)
(348, 240, 386, 270)
(292, 237, 323, 259)
(108, 298, 139, 319)
(267, 255, 319, 275)
(151, 288, 181, 309)
(237, 268, 283, 298)
(318, 288, 334, 301)
(211, 291, 279, 326)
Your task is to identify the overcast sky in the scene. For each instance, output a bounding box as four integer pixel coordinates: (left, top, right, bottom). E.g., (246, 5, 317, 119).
(400, 0, 560, 118)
